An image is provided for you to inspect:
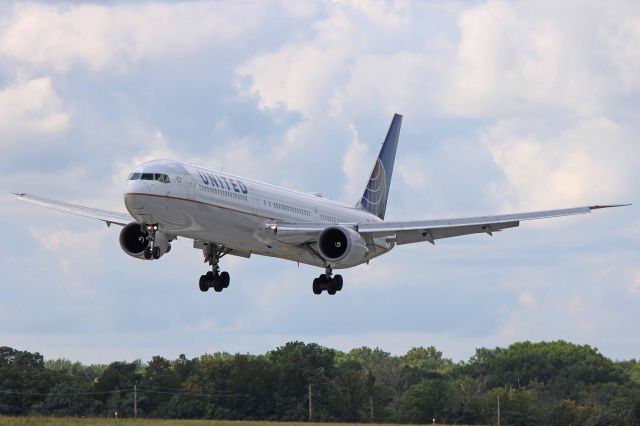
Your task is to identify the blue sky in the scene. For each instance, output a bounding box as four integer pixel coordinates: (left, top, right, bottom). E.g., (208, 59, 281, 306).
(0, 0, 638, 364)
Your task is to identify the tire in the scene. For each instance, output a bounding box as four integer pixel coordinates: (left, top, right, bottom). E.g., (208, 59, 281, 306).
(199, 275, 209, 292)
(327, 287, 337, 295)
(312, 278, 322, 295)
(205, 271, 215, 288)
(144, 247, 152, 260)
(213, 277, 223, 292)
(220, 271, 230, 288)
(152, 247, 161, 259)
(334, 275, 343, 291)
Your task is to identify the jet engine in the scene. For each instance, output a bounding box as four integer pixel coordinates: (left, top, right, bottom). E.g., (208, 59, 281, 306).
(119, 222, 171, 260)
(317, 225, 368, 267)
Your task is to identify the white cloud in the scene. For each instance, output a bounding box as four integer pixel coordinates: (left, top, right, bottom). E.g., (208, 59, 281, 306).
(27, 225, 110, 297)
(442, 1, 640, 118)
(341, 123, 371, 203)
(0, 77, 70, 136)
(482, 117, 637, 210)
(111, 130, 178, 187)
(237, 1, 415, 116)
(332, 51, 442, 120)
(627, 270, 640, 295)
(601, 7, 640, 92)
(0, 2, 268, 72)
(238, 44, 350, 114)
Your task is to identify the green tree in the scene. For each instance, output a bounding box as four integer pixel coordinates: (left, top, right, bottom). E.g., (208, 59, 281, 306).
(92, 360, 142, 417)
(398, 378, 454, 423)
(0, 346, 55, 415)
(139, 356, 180, 417)
(268, 342, 336, 420)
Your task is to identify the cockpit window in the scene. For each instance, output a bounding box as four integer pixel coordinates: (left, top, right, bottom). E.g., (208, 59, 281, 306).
(128, 172, 170, 183)
(154, 173, 170, 183)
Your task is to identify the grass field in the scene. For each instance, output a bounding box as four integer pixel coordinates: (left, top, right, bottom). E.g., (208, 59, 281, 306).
(0, 419, 459, 426)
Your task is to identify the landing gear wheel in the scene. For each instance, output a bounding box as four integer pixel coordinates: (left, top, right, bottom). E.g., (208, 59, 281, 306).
(199, 243, 233, 294)
(220, 271, 230, 288)
(212, 277, 224, 292)
(199, 275, 209, 292)
(312, 266, 344, 295)
(334, 275, 343, 292)
(312, 278, 322, 295)
(152, 246, 161, 260)
(144, 247, 152, 260)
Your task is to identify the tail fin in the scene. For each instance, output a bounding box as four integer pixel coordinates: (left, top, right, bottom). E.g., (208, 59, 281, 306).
(357, 113, 402, 220)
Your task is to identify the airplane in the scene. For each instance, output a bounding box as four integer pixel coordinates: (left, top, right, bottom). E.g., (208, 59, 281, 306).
(14, 114, 629, 295)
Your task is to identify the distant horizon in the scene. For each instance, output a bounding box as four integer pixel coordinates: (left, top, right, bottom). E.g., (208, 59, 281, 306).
(6, 338, 634, 366)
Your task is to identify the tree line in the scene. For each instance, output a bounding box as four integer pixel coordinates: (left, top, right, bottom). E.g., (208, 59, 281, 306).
(1, 341, 640, 425)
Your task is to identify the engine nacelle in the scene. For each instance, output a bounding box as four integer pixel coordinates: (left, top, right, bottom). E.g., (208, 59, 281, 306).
(317, 225, 368, 267)
(119, 222, 171, 260)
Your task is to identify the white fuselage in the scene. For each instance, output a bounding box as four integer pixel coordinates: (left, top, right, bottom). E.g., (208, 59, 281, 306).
(123, 159, 391, 268)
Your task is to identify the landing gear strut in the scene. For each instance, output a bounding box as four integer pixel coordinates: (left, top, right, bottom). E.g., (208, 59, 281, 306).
(312, 265, 343, 295)
(143, 224, 161, 260)
(198, 244, 231, 293)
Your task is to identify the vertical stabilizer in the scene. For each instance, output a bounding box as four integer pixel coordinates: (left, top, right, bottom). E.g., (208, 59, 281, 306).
(357, 113, 402, 220)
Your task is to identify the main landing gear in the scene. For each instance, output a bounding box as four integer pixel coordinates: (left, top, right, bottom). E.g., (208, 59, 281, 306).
(143, 224, 162, 260)
(198, 244, 231, 293)
(312, 266, 343, 295)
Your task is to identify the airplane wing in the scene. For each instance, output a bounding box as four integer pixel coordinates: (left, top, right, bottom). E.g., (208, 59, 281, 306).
(272, 204, 629, 245)
(14, 193, 133, 226)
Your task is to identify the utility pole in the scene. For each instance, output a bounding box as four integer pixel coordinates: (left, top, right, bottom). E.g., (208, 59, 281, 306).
(369, 395, 373, 420)
(308, 384, 312, 421)
(497, 395, 500, 426)
(134, 384, 138, 419)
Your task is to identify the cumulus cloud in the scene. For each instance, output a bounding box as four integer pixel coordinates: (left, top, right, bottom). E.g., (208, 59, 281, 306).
(0, 2, 269, 72)
(443, 1, 640, 118)
(237, 1, 422, 119)
(627, 270, 640, 295)
(0, 77, 70, 136)
(341, 123, 372, 203)
(27, 225, 110, 299)
(482, 117, 637, 210)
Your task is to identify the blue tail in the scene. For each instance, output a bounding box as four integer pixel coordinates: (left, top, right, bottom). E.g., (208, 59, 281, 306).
(357, 113, 402, 220)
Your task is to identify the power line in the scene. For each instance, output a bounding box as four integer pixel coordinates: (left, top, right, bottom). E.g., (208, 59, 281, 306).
(0, 387, 251, 399)
(0, 389, 129, 397)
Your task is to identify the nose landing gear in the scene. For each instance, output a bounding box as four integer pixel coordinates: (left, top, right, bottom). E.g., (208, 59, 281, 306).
(143, 224, 162, 260)
(312, 265, 343, 295)
(198, 243, 231, 293)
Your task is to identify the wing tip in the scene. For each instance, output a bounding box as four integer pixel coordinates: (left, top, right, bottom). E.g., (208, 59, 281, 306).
(589, 203, 632, 210)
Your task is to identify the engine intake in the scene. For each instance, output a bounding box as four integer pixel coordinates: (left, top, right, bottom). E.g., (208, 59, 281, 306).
(119, 222, 171, 260)
(119, 222, 149, 259)
(318, 225, 368, 267)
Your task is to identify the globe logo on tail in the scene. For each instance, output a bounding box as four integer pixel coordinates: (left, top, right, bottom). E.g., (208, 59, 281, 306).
(360, 158, 387, 219)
